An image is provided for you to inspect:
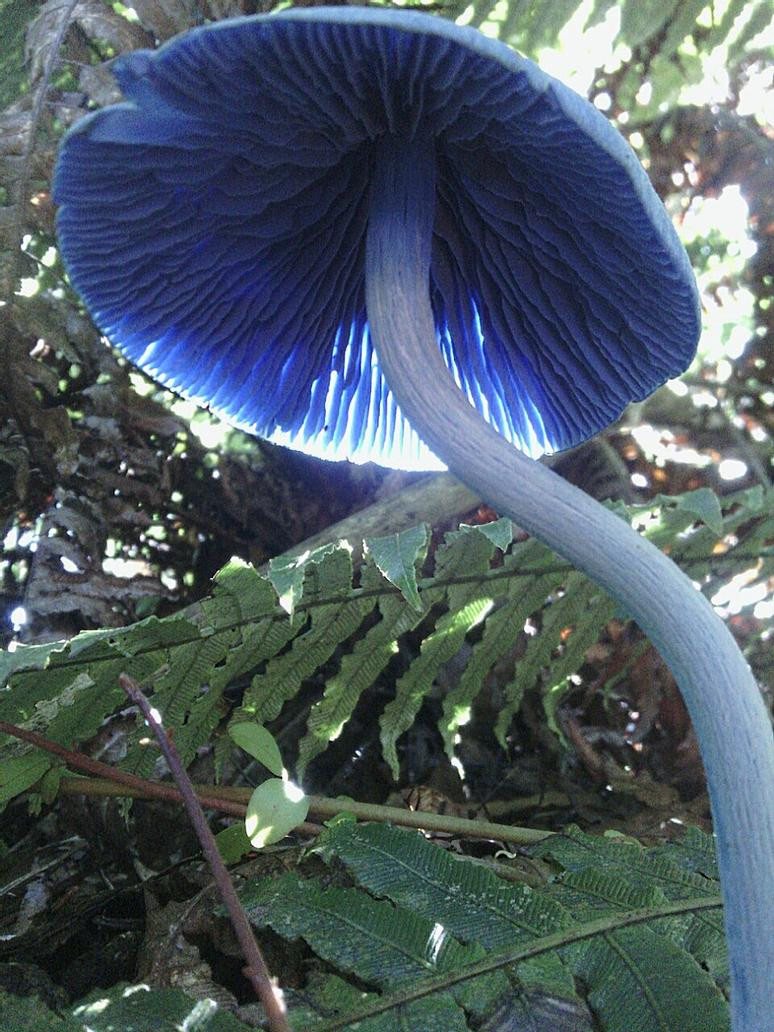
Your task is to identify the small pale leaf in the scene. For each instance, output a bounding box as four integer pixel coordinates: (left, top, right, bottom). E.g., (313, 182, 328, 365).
(229, 721, 284, 775)
(459, 517, 513, 552)
(268, 543, 337, 615)
(245, 778, 309, 848)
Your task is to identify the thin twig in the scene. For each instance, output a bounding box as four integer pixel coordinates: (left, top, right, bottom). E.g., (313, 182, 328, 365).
(55, 776, 551, 845)
(118, 674, 291, 1032)
(0, 718, 551, 844)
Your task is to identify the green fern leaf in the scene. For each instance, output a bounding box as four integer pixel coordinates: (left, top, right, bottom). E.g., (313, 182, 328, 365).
(0, 988, 80, 1031)
(286, 971, 458, 1031)
(364, 523, 429, 611)
(459, 517, 513, 552)
(151, 632, 237, 729)
(382, 594, 492, 777)
(247, 549, 376, 724)
(380, 525, 502, 776)
(533, 825, 716, 898)
(296, 559, 429, 775)
(495, 572, 612, 745)
(728, 2, 774, 61)
(123, 584, 262, 774)
(536, 826, 728, 984)
(556, 867, 669, 914)
(268, 542, 339, 616)
(0, 637, 71, 685)
(200, 558, 277, 627)
(540, 589, 617, 737)
(221, 618, 299, 691)
(672, 488, 724, 535)
(245, 821, 727, 1031)
(619, 0, 679, 49)
(570, 923, 728, 1032)
(316, 819, 577, 1002)
(648, 825, 719, 879)
(521, 0, 585, 52)
(245, 597, 373, 724)
(72, 985, 250, 1030)
(0, 616, 178, 730)
(316, 820, 573, 949)
(0, 983, 251, 1031)
(659, 0, 708, 61)
(241, 872, 482, 991)
(440, 539, 566, 757)
(2, 487, 770, 814)
(242, 871, 512, 1026)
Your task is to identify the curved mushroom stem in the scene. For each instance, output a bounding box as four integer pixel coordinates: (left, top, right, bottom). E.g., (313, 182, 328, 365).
(365, 131, 774, 1031)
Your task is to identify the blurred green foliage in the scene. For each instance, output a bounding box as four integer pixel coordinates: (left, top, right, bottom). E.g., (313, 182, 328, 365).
(0, 0, 37, 107)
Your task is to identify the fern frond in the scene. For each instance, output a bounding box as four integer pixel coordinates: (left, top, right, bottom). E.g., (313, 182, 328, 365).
(297, 559, 429, 775)
(1, 486, 771, 802)
(440, 538, 566, 756)
(534, 824, 729, 987)
(495, 570, 612, 744)
(380, 524, 506, 776)
(245, 598, 375, 725)
(244, 820, 728, 1032)
(286, 972, 453, 1031)
(244, 534, 375, 723)
(314, 821, 574, 953)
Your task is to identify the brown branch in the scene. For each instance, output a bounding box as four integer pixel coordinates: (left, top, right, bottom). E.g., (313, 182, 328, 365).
(0, 720, 550, 844)
(0, 719, 245, 816)
(118, 673, 290, 1032)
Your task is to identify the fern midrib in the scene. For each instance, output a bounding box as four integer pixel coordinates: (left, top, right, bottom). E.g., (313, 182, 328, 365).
(3, 545, 762, 683)
(309, 894, 724, 1032)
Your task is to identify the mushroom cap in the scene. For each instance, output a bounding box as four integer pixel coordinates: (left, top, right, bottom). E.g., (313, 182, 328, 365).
(54, 7, 700, 470)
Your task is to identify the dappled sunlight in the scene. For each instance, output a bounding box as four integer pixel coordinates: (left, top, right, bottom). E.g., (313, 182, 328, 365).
(630, 424, 713, 469)
(718, 459, 748, 482)
(538, 1, 624, 95)
(738, 62, 773, 122)
(712, 565, 771, 616)
(425, 921, 449, 965)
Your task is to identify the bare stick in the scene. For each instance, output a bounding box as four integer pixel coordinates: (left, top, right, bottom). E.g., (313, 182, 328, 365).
(55, 775, 550, 845)
(118, 673, 291, 1032)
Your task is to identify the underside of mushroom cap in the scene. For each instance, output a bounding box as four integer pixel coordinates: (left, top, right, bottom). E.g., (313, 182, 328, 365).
(54, 7, 700, 470)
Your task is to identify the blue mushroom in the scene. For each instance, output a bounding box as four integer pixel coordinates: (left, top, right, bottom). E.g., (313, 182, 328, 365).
(55, 8, 699, 469)
(54, 9, 774, 1029)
